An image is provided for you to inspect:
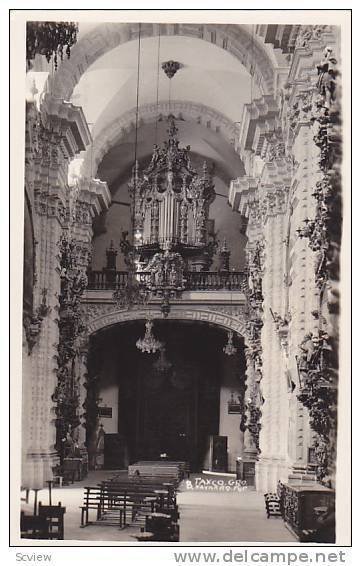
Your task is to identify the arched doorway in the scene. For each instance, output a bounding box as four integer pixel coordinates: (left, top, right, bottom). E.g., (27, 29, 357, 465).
(86, 319, 246, 472)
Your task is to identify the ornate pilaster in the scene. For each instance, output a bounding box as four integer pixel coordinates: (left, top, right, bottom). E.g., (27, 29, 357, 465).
(243, 345, 262, 461)
(22, 95, 92, 489)
(281, 35, 340, 486)
(77, 339, 89, 450)
(253, 138, 293, 491)
(291, 45, 341, 486)
(52, 176, 110, 464)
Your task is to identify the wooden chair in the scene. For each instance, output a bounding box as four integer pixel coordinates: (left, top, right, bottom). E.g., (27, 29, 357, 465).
(20, 512, 50, 539)
(264, 493, 282, 518)
(38, 502, 66, 540)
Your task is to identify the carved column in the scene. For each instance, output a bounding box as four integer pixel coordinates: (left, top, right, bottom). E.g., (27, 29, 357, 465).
(229, 178, 264, 482)
(256, 151, 292, 491)
(77, 343, 89, 450)
(287, 121, 320, 481)
(282, 29, 339, 484)
(22, 95, 92, 489)
(70, 177, 111, 454)
(243, 348, 260, 461)
(23, 125, 68, 488)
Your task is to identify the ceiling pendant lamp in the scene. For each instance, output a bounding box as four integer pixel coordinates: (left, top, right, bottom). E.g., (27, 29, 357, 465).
(136, 319, 162, 354)
(223, 330, 237, 356)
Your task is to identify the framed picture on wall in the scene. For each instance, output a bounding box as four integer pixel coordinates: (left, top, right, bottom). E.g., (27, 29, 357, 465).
(98, 406, 112, 418)
(227, 393, 241, 414)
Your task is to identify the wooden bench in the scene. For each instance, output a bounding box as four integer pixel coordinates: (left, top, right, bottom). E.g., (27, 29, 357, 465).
(80, 486, 156, 529)
(102, 483, 179, 522)
(101, 480, 178, 517)
(132, 460, 189, 479)
(80, 486, 104, 527)
(128, 461, 185, 483)
(102, 479, 177, 500)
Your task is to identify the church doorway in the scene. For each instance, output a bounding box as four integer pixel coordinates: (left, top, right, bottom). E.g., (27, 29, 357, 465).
(87, 320, 246, 472)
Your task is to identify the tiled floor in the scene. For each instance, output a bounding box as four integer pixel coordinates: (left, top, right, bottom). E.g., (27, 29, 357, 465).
(20, 471, 296, 544)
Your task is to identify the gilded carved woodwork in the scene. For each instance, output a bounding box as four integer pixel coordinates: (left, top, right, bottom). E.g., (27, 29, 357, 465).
(52, 234, 89, 460)
(296, 330, 338, 482)
(294, 25, 334, 50)
(290, 46, 341, 485)
(242, 240, 265, 453)
(288, 51, 340, 281)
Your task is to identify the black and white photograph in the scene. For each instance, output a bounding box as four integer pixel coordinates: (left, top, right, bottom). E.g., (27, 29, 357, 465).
(9, 9, 351, 547)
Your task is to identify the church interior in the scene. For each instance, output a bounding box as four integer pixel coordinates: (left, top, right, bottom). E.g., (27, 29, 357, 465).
(18, 18, 345, 544)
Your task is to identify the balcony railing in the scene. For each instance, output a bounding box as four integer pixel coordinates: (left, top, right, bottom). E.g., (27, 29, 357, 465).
(87, 270, 246, 292)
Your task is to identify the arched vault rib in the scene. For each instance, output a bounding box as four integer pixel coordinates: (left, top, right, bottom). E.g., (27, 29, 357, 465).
(82, 100, 241, 178)
(49, 23, 277, 100)
(85, 304, 248, 339)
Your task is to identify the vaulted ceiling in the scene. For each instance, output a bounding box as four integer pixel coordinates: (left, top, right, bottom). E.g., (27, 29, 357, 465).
(67, 33, 261, 186)
(70, 35, 259, 129)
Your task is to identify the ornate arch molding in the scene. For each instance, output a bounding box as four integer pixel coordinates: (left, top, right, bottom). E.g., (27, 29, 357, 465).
(85, 303, 248, 338)
(49, 23, 276, 100)
(82, 100, 241, 178)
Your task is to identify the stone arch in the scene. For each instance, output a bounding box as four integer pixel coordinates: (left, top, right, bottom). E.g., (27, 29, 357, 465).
(86, 304, 248, 339)
(49, 22, 277, 100)
(82, 100, 241, 178)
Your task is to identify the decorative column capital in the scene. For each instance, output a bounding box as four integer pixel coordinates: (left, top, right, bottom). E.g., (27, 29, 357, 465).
(259, 185, 290, 219)
(237, 95, 280, 165)
(40, 93, 91, 159)
(73, 177, 111, 219)
(70, 177, 111, 246)
(228, 176, 259, 217)
(34, 192, 67, 225)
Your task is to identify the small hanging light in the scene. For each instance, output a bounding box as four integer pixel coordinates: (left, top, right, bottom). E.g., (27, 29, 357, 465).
(153, 345, 172, 375)
(223, 330, 237, 356)
(136, 319, 162, 354)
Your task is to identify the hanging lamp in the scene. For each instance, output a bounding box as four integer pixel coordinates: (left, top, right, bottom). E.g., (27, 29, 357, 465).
(136, 319, 162, 354)
(223, 330, 237, 356)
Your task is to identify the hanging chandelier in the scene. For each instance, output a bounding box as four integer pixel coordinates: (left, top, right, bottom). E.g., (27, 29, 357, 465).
(136, 319, 162, 354)
(223, 330, 237, 356)
(114, 52, 216, 317)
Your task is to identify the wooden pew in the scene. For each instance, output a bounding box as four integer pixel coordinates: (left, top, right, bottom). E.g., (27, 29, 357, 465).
(101, 481, 179, 522)
(80, 485, 156, 528)
(128, 461, 186, 483)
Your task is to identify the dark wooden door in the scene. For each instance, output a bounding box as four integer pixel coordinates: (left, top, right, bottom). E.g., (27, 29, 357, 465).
(136, 364, 197, 463)
(209, 435, 228, 472)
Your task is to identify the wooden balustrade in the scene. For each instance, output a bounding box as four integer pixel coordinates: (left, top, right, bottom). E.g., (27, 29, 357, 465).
(87, 270, 245, 292)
